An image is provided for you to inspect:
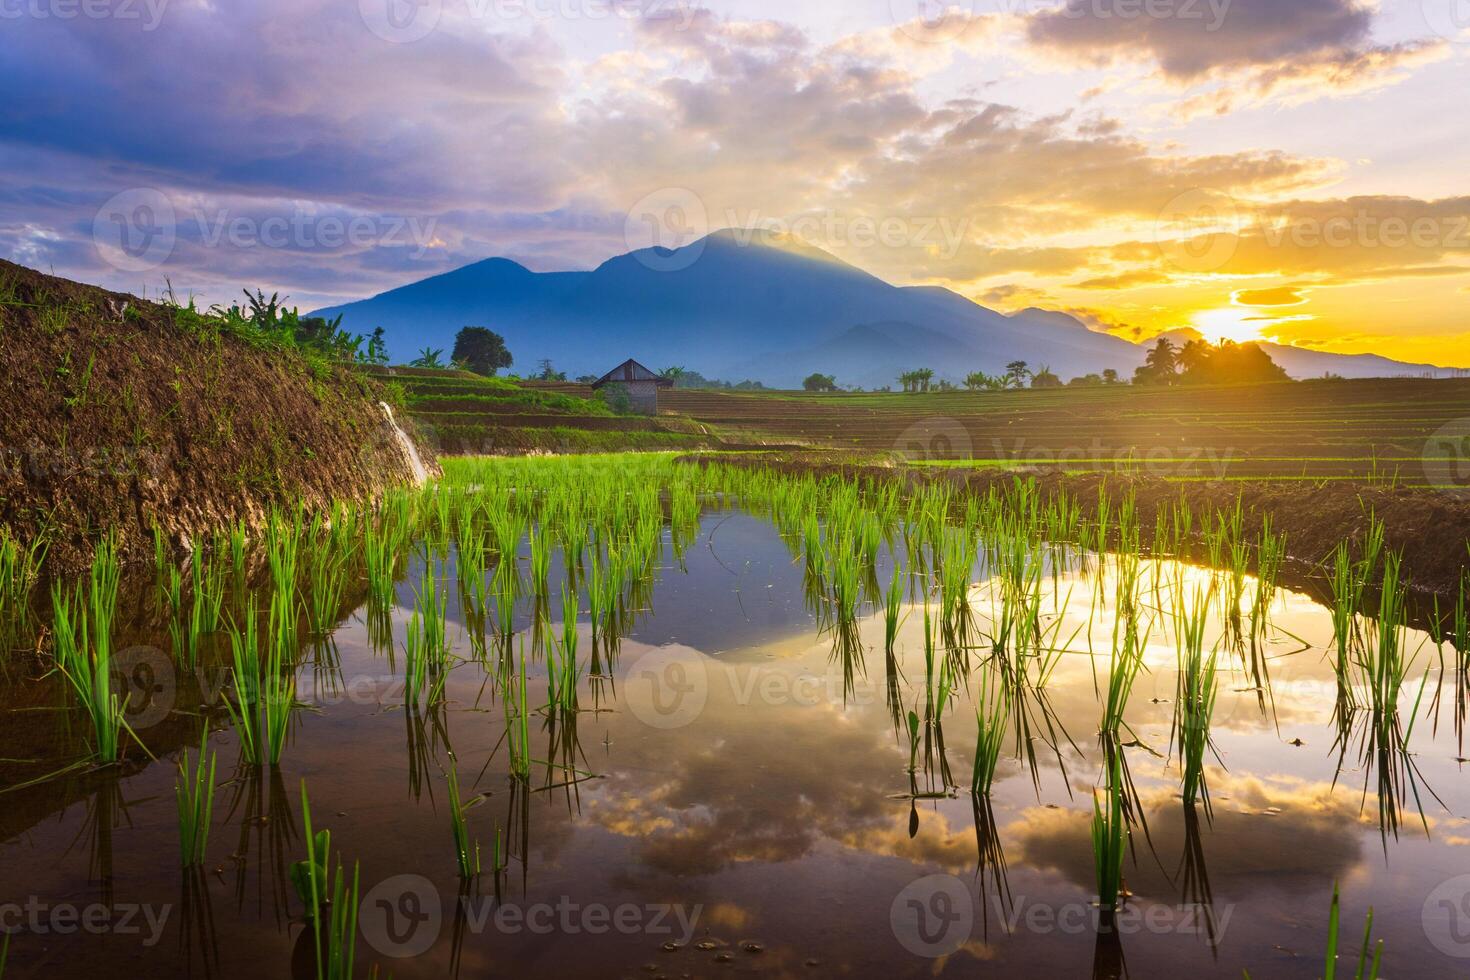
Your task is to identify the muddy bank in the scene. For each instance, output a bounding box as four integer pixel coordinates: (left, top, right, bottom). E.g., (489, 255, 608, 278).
(0, 261, 437, 570)
(681, 453, 1470, 597)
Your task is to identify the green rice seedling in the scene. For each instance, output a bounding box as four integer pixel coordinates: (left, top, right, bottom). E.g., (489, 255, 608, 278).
(829, 538, 862, 628)
(1100, 616, 1144, 739)
(971, 667, 1009, 797)
(487, 542, 519, 642)
(1327, 541, 1363, 709)
(1323, 883, 1383, 980)
(224, 601, 296, 767)
(404, 565, 450, 707)
(904, 709, 921, 773)
(883, 565, 904, 656)
(547, 589, 581, 712)
(1091, 753, 1128, 914)
(921, 604, 953, 721)
(1246, 884, 1386, 980)
(0, 527, 45, 628)
(293, 782, 361, 980)
(528, 525, 552, 598)
(173, 552, 228, 665)
(1249, 518, 1285, 646)
(304, 547, 347, 637)
(228, 521, 249, 598)
(176, 731, 217, 868)
(507, 646, 532, 781)
(1172, 587, 1219, 812)
(51, 538, 131, 763)
(446, 763, 481, 879)
(266, 509, 302, 603)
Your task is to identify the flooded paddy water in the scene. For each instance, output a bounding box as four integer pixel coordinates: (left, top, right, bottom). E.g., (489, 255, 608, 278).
(1, 455, 1467, 978)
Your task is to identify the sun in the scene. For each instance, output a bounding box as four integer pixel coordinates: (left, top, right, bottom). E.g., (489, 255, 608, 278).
(1191, 306, 1267, 345)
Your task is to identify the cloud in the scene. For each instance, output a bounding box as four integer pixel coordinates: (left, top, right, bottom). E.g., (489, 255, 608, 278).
(1233, 285, 1309, 306)
(1072, 269, 1173, 289)
(1025, 0, 1447, 110)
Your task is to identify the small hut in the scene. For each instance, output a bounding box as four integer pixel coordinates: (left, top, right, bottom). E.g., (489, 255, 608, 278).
(591, 359, 673, 415)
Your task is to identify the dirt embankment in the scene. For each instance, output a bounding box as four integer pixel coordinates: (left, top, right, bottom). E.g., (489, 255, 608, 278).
(0, 260, 437, 569)
(682, 453, 1470, 597)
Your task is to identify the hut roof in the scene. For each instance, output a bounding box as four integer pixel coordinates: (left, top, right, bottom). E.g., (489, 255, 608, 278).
(591, 359, 673, 388)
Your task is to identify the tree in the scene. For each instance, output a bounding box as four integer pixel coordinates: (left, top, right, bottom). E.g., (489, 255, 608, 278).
(1101, 368, 1120, 385)
(1004, 361, 1030, 388)
(1178, 339, 1212, 375)
(410, 347, 445, 369)
(803, 372, 839, 392)
(964, 371, 1003, 391)
(1031, 365, 1062, 388)
(1069, 373, 1104, 387)
(361, 327, 389, 366)
(1135, 338, 1179, 384)
(914, 368, 935, 392)
(452, 326, 513, 376)
(1179, 340, 1289, 385)
(661, 366, 688, 382)
(535, 358, 567, 381)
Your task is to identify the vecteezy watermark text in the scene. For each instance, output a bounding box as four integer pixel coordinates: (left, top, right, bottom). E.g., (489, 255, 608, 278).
(0, 0, 169, 30)
(359, 874, 702, 959)
(0, 898, 172, 947)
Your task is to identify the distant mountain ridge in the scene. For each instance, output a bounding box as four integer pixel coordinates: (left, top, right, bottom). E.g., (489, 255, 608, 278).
(313, 231, 1451, 388)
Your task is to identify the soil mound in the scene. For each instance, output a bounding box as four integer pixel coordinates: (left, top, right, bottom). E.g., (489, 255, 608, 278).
(0, 260, 436, 569)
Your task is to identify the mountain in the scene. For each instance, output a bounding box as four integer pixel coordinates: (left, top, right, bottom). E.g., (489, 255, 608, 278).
(314, 232, 1450, 387)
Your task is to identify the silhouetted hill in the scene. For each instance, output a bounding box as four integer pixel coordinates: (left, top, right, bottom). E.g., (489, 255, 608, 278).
(315, 232, 1450, 387)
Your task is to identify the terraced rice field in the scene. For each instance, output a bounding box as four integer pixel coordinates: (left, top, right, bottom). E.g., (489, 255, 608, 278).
(2, 455, 1467, 977)
(365, 368, 713, 453)
(664, 378, 1470, 486)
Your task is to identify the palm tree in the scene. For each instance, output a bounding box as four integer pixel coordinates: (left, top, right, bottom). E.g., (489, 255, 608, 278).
(1177, 340, 1211, 377)
(914, 368, 935, 392)
(1143, 338, 1179, 382)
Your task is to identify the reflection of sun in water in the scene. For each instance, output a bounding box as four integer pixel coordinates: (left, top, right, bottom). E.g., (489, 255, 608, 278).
(1192, 306, 1269, 344)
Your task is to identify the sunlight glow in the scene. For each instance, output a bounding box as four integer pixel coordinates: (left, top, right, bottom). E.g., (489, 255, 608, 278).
(1192, 307, 1269, 345)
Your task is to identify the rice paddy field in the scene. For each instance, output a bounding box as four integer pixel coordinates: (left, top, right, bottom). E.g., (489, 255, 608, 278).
(664, 377, 1470, 486)
(2, 453, 1468, 977)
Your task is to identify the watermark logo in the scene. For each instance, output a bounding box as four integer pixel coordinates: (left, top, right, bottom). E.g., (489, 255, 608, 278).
(623, 645, 708, 729)
(360, 876, 701, 959)
(359, 0, 443, 43)
(1424, 874, 1470, 958)
(1422, 0, 1470, 43)
(93, 187, 176, 273)
(1422, 418, 1470, 499)
(111, 645, 176, 730)
(896, 417, 973, 461)
(890, 874, 974, 958)
(623, 188, 709, 272)
(1155, 189, 1240, 274)
(892, 0, 978, 44)
(361, 874, 443, 958)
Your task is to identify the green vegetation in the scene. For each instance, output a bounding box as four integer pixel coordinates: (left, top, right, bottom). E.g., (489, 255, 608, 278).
(293, 783, 361, 980)
(176, 732, 218, 868)
(50, 538, 131, 763)
(451, 325, 513, 376)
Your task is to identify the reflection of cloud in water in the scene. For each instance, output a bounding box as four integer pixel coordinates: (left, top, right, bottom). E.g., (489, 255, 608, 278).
(1010, 773, 1365, 902)
(589, 700, 903, 876)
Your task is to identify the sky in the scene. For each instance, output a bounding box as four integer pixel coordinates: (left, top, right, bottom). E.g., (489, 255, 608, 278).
(2, 0, 1469, 364)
